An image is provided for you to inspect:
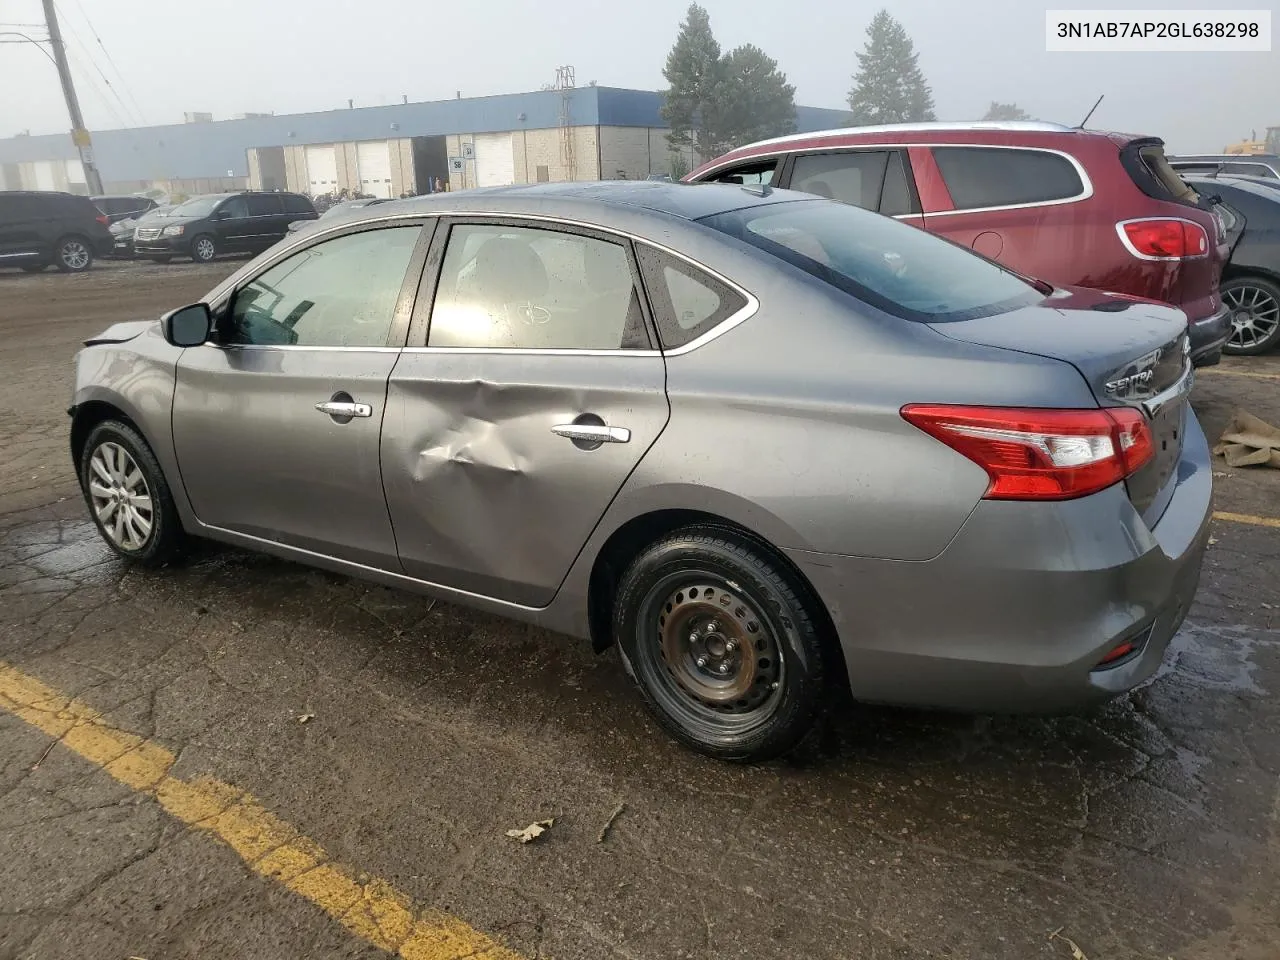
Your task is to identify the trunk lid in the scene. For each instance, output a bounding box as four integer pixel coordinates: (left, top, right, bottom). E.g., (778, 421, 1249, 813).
(928, 287, 1192, 524)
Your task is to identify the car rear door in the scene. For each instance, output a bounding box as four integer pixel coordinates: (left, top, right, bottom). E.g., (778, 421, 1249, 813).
(171, 220, 431, 569)
(246, 193, 287, 248)
(381, 218, 670, 607)
(0, 195, 48, 262)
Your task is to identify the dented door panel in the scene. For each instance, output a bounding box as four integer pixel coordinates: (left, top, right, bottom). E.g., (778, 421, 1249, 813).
(382, 351, 669, 607)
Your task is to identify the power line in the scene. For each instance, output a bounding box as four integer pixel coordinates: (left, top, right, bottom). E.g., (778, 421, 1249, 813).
(51, 3, 141, 128)
(62, 0, 147, 125)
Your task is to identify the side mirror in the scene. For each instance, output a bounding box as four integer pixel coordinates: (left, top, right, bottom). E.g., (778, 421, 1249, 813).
(162, 303, 212, 347)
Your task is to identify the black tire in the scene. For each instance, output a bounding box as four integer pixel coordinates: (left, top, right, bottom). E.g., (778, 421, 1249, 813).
(53, 235, 93, 272)
(613, 525, 833, 762)
(189, 234, 217, 263)
(21, 263, 48, 273)
(79, 420, 186, 566)
(1222, 275, 1280, 356)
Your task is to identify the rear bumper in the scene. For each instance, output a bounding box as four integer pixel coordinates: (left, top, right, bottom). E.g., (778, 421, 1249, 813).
(1188, 303, 1231, 367)
(787, 408, 1213, 713)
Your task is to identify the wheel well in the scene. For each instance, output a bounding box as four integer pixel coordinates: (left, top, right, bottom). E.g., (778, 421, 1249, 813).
(54, 233, 90, 250)
(70, 401, 139, 468)
(586, 509, 848, 684)
(1223, 264, 1280, 287)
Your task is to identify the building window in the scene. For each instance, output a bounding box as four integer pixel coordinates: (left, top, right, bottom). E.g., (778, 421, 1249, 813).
(536, 165, 550, 183)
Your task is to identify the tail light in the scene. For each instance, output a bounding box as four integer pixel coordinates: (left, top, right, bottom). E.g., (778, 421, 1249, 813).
(1117, 218, 1208, 260)
(95, 214, 110, 226)
(900, 405, 1154, 501)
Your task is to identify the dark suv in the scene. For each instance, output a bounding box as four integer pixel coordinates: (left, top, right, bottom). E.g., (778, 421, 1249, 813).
(688, 122, 1232, 366)
(0, 190, 114, 273)
(133, 190, 318, 263)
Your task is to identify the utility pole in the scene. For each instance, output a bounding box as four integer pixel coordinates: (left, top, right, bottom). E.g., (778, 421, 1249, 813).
(41, 0, 103, 194)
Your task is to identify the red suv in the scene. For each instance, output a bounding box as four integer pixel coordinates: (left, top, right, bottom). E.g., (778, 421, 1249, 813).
(686, 122, 1232, 366)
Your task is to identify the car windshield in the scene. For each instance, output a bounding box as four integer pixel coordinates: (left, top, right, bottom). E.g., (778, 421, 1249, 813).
(170, 196, 223, 218)
(698, 199, 1043, 322)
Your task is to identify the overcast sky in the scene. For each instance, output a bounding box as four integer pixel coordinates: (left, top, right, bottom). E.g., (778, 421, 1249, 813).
(0, 0, 1274, 152)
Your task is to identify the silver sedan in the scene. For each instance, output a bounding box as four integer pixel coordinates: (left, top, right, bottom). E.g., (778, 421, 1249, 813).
(69, 182, 1212, 761)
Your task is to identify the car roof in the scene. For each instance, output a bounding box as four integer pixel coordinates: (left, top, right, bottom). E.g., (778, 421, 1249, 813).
(1185, 175, 1280, 202)
(385, 180, 804, 223)
(1172, 153, 1280, 161)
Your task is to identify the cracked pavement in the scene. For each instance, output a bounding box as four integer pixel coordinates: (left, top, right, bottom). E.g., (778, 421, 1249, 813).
(1, 260, 1279, 959)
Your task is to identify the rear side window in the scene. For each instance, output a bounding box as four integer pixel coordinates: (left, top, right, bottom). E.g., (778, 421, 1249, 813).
(933, 147, 1085, 210)
(247, 194, 283, 216)
(635, 246, 747, 349)
(790, 151, 888, 211)
(283, 194, 315, 214)
(1224, 162, 1277, 179)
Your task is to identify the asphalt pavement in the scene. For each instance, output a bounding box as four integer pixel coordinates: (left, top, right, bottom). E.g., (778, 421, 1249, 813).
(1, 259, 1278, 960)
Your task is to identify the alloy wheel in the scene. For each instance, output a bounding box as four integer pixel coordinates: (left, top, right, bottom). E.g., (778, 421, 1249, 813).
(194, 237, 215, 261)
(1225, 284, 1280, 351)
(60, 240, 90, 270)
(87, 441, 154, 551)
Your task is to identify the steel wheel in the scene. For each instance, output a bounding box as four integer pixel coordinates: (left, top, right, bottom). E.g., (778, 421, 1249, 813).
(1224, 279, 1280, 354)
(87, 441, 154, 551)
(57, 238, 91, 271)
(191, 235, 216, 262)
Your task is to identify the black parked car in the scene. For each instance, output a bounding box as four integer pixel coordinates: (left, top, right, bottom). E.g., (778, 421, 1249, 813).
(1186, 175, 1280, 355)
(1170, 154, 1280, 180)
(0, 190, 114, 273)
(133, 190, 318, 263)
(92, 194, 159, 225)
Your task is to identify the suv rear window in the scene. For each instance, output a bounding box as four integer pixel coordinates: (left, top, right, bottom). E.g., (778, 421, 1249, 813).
(699, 199, 1041, 323)
(1123, 141, 1200, 206)
(933, 147, 1085, 210)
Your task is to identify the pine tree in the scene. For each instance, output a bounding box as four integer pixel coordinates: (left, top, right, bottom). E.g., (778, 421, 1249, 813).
(717, 44, 796, 153)
(660, 3, 725, 159)
(846, 10, 936, 125)
(982, 101, 1030, 121)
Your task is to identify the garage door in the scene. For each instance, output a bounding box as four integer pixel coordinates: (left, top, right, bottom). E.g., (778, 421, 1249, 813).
(305, 145, 339, 196)
(472, 133, 515, 187)
(32, 161, 58, 191)
(64, 159, 86, 191)
(356, 141, 393, 198)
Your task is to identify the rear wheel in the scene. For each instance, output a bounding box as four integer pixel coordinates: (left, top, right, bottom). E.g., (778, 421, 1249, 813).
(54, 236, 93, 272)
(1223, 276, 1280, 355)
(614, 526, 832, 762)
(80, 421, 186, 566)
(190, 234, 216, 263)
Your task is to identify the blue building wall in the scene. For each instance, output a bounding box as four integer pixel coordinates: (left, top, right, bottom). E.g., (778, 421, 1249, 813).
(0, 87, 850, 182)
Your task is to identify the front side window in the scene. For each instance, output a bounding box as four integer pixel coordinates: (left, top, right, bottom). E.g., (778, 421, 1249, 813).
(933, 146, 1085, 210)
(226, 226, 421, 347)
(707, 160, 776, 186)
(427, 224, 649, 350)
(700, 199, 1041, 323)
(790, 151, 890, 211)
(220, 196, 249, 219)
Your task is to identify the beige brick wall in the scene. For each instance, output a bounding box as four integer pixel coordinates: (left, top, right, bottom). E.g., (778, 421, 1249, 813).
(446, 127, 601, 189)
(246, 148, 263, 190)
(390, 138, 415, 195)
(598, 127, 653, 180)
(283, 145, 308, 193)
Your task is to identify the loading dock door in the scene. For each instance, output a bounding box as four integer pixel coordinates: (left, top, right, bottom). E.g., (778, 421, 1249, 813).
(32, 161, 57, 191)
(472, 133, 515, 187)
(305, 144, 339, 195)
(356, 141, 393, 198)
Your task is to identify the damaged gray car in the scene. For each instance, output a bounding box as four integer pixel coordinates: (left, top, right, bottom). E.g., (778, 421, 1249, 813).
(69, 181, 1211, 762)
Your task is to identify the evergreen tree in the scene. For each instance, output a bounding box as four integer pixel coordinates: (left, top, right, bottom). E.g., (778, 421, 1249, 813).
(846, 10, 936, 125)
(660, 4, 725, 159)
(717, 44, 796, 152)
(982, 101, 1031, 121)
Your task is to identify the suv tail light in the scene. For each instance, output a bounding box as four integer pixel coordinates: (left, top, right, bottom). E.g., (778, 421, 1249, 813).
(901, 405, 1154, 501)
(95, 214, 110, 226)
(1117, 218, 1208, 260)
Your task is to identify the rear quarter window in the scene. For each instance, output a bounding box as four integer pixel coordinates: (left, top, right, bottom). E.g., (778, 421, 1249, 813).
(284, 194, 316, 214)
(933, 146, 1085, 210)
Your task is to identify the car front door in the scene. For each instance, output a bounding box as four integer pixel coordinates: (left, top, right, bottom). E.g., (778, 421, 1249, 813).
(382, 218, 670, 606)
(212, 195, 251, 251)
(171, 220, 431, 569)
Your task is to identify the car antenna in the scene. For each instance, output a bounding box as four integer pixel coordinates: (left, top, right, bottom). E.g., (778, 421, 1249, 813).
(741, 183, 772, 197)
(1076, 94, 1104, 129)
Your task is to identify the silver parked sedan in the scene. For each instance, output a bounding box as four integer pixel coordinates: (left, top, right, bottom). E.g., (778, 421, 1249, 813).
(69, 182, 1211, 762)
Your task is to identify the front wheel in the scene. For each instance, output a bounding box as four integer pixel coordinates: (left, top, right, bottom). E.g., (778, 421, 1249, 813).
(80, 421, 186, 565)
(1222, 276, 1280, 356)
(614, 526, 833, 762)
(54, 236, 93, 272)
(190, 234, 217, 263)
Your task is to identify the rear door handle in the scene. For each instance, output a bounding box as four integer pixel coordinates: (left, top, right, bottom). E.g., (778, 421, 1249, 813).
(315, 401, 372, 418)
(551, 423, 630, 443)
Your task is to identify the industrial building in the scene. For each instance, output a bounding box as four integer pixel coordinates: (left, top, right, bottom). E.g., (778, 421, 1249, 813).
(0, 80, 848, 199)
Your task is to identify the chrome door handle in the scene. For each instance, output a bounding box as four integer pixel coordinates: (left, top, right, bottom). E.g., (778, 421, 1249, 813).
(551, 423, 631, 443)
(315, 401, 372, 418)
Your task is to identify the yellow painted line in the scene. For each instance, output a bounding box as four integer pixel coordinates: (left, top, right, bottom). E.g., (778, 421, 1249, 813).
(0, 662, 522, 960)
(1214, 511, 1280, 530)
(1196, 367, 1280, 381)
